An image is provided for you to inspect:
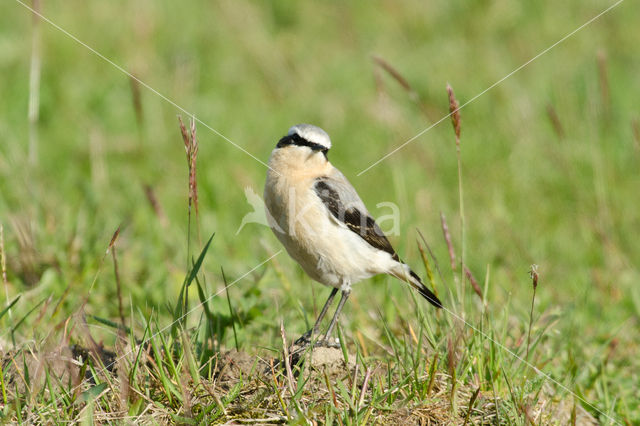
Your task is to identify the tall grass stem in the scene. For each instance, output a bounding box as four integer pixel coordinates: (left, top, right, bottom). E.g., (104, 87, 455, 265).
(447, 84, 465, 308)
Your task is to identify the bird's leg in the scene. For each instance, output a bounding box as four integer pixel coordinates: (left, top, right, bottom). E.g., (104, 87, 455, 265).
(295, 287, 338, 345)
(311, 287, 339, 335)
(321, 288, 351, 347)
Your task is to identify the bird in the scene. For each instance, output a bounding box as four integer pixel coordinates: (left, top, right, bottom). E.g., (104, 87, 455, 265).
(263, 124, 441, 346)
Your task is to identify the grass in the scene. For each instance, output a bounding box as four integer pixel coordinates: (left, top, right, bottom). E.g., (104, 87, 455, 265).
(1, 0, 639, 423)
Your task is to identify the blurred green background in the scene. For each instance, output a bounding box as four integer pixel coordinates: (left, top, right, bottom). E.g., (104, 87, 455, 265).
(1, 0, 639, 420)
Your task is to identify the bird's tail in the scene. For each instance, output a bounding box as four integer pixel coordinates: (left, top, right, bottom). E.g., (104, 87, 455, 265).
(391, 264, 442, 308)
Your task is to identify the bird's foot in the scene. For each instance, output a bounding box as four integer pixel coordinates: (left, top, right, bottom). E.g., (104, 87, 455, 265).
(293, 331, 340, 350)
(275, 334, 342, 372)
(294, 330, 313, 346)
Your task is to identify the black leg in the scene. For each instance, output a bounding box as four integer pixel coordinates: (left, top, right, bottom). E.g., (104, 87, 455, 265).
(312, 287, 339, 334)
(295, 287, 338, 345)
(323, 289, 350, 343)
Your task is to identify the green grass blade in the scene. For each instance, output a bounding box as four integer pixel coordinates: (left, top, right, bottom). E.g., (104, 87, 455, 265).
(0, 295, 21, 321)
(172, 233, 214, 334)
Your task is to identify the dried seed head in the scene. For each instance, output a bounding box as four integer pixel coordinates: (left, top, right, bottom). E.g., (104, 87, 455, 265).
(143, 184, 169, 228)
(447, 337, 455, 374)
(107, 225, 121, 254)
(178, 116, 190, 154)
(447, 84, 461, 141)
(373, 55, 413, 93)
(177, 115, 200, 215)
(464, 266, 483, 300)
(190, 117, 197, 152)
(546, 104, 565, 139)
(529, 264, 539, 290)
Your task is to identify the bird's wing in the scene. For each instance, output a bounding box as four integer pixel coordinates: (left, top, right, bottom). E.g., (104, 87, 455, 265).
(313, 171, 400, 261)
(314, 170, 443, 309)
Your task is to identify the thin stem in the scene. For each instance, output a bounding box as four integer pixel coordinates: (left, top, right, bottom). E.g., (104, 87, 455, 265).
(111, 245, 125, 328)
(185, 198, 192, 323)
(526, 286, 537, 362)
(526, 265, 539, 363)
(0, 225, 10, 321)
(456, 142, 465, 308)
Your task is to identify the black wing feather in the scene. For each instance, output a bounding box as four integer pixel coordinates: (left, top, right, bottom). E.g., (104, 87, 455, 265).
(314, 178, 442, 309)
(314, 179, 400, 261)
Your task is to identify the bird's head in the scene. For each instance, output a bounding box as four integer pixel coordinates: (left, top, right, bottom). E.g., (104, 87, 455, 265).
(276, 124, 331, 160)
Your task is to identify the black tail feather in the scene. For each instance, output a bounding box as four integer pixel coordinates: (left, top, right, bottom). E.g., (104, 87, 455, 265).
(409, 270, 442, 308)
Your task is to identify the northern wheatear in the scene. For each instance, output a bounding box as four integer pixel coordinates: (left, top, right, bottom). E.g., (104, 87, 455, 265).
(264, 124, 441, 345)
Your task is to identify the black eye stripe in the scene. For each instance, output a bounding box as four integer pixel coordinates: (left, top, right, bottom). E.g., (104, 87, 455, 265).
(277, 134, 329, 157)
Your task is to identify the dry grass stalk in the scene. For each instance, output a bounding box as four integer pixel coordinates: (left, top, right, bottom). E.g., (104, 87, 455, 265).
(372, 55, 440, 121)
(464, 266, 483, 301)
(447, 84, 466, 303)
(143, 184, 169, 228)
(546, 104, 565, 139)
(279, 321, 296, 396)
(178, 116, 199, 216)
(372, 55, 415, 96)
(107, 226, 121, 254)
(177, 370, 193, 418)
(440, 212, 456, 271)
(178, 115, 201, 270)
(530, 264, 539, 290)
(358, 367, 373, 407)
(526, 264, 539, 361)
(447, 84, 461, 144)
(189, 120, 199, 211)
(463, 387, 481, 426)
